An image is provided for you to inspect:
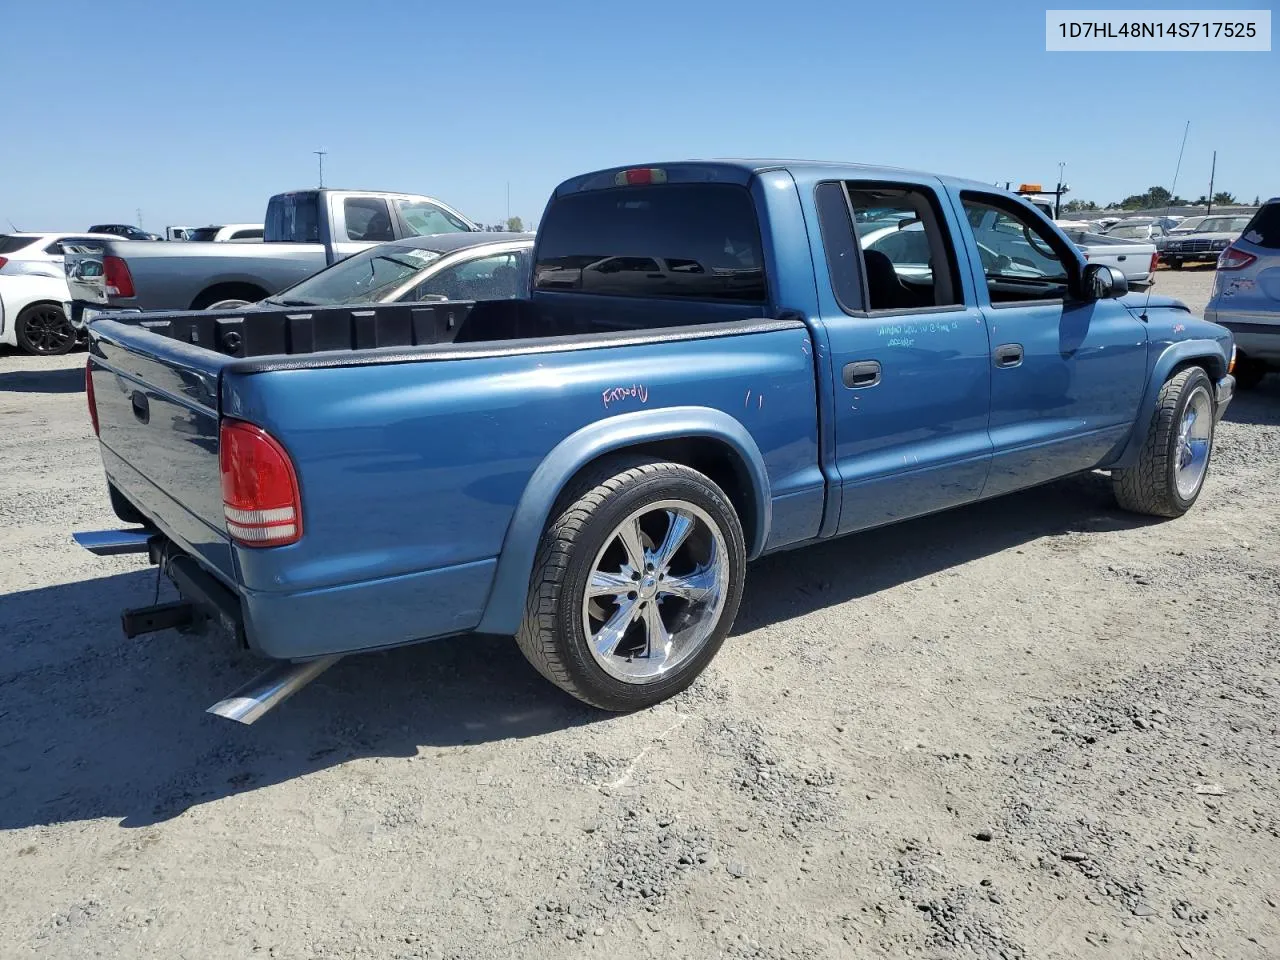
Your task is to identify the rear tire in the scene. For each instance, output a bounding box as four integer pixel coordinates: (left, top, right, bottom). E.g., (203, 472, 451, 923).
(15, 303, 76, 355)
(1168, 260, 1183, 270)
(1112, 366, 1215, 518)
(515, 456, 746, 711)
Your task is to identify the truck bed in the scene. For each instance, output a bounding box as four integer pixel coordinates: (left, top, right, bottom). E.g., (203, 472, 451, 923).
(96, 294, 773, 362)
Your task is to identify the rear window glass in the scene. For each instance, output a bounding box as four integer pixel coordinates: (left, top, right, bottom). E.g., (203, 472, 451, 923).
(0, 235, 40, 254)
(1240, 205, 1280, 248)
(534, 184, 766, 302)
(265, 194, 321, 242)
(186, 227, 220, 242)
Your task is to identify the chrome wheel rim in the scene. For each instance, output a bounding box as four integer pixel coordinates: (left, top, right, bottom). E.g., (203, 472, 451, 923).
(1175, 385, 1213, 499)
(582, 499, 729, 684)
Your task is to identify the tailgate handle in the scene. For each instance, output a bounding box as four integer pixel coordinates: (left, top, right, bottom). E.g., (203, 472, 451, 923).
(131, 391, 150, 424)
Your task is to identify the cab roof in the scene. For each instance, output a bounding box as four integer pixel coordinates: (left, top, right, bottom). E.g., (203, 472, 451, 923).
(552, 159, 1000, 198)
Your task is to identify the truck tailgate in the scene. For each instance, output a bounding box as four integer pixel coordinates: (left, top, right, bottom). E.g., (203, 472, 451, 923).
(89, 318, 235, 582)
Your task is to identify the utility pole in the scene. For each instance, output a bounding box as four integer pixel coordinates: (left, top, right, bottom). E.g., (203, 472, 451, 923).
(1055, 161, 1066, 218)
(313, 150, 327, 188)
(136, 207, 143, 228)
(1206, 150, 1216, 215)
(506, 181, 510, 227)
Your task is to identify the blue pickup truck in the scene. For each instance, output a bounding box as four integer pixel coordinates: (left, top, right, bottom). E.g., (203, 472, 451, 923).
(76, 160, 1236, 722)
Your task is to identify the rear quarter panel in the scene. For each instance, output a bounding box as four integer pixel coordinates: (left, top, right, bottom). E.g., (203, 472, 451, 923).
(101, 241, 328, 310)
(221, 324, 823, 625)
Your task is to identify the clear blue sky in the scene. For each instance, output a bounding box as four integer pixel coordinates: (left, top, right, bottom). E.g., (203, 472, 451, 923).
(2, 0, 1275, 231)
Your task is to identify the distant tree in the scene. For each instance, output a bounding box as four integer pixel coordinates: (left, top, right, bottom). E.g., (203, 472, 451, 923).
(1193, 195, 1209, 207)
(1117, 185, 1188, 210)
(1063, 199, 1099, 213)
(1254, 195, 1261, 206)
(505, 216, 524, 232)
(1212, 191, 1237, 205)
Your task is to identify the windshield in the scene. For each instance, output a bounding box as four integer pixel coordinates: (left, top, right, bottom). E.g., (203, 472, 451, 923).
(271, 244, 442, 305)
(185, 227, 221, 242)
(1199, 216, 1250, 234)
(396, 200, 475, 236)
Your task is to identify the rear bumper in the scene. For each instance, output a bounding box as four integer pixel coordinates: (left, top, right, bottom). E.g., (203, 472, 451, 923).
(1217, 320, 1280, 362)
(80, 482, 498, 661)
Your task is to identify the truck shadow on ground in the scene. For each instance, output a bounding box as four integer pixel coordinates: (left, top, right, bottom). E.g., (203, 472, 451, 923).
(0, 365, 85, 394)
(0, 469, 1156, 831)
(1222, 379, 1280, 426)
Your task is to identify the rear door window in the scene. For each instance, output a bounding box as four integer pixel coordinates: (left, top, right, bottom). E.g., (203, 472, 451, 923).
(229, 228, 263, 241)
(815, 181, 962, 312)
(1242, 203, 1280, 248)
(534, 183, 766, 302)
(344, 198, 395, 242)
(0, 235, 40, 254)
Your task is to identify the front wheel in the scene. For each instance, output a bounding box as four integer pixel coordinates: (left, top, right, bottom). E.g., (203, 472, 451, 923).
(1112, 366, 1215, 517)
(15, 303, 76, 355)
(1168, 260, 1183, 270)
(516, 457, 746, 711)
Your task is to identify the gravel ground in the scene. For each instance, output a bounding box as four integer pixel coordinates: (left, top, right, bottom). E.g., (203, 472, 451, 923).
(3, 267, 1278, 960)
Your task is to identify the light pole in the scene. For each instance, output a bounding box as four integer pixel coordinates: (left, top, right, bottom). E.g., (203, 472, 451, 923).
(313, 150, 328, 188)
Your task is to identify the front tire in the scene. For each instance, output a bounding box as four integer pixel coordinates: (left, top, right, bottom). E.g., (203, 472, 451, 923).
(15, 303, 76, 355)
(1168, 260, 1183, 270)
(1112, 366, 1216, 517)
(515, 456, 746, 711)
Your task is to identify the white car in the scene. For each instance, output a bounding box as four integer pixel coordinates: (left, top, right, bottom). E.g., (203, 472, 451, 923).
(0, 231, 120, 278)
(0, 232, 116, 354)
(181, 224, 265, 243)
(0, 272, 79, 354)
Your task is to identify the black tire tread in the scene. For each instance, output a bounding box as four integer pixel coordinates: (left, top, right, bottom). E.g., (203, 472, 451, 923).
(15, 302, 74, 356)
(1112, 366, 1207, 517)
(514, 456, 729, 708)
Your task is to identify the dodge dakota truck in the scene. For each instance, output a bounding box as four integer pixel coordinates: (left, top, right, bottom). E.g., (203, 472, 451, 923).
(75, 160, 1236, 723)
(64, 189, 479, 319)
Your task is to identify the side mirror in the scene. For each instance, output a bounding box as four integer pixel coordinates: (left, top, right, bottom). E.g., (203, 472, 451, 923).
(1082, 262, 1128, 300)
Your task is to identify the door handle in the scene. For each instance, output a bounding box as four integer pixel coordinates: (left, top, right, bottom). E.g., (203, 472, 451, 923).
(993, 344, 1023, 368)
(843, 360, 882, 388)
(1117, 255, 1127, 261)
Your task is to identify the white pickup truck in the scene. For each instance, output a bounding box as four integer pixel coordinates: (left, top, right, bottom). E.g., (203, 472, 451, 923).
(1062, 230, 1158, 288)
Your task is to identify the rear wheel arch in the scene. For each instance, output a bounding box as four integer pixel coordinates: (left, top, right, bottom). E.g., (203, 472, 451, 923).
(476, 408, 771, 637)
(190, 282, 269, 310)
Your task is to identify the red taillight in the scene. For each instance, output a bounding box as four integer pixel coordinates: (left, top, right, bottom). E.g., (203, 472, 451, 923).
(1150, 252, 1159, 273)
(1217, 245, 1257, 271)
(613, 167, 668, 186)
(103, 255, 135, 297)
(219, 420, 302, 547)
(85, 360, 100, 436)
(0, 257, 8, 271)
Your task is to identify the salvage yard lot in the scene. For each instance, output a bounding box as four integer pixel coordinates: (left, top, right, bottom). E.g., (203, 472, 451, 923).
(2, 267, 1278, 959)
